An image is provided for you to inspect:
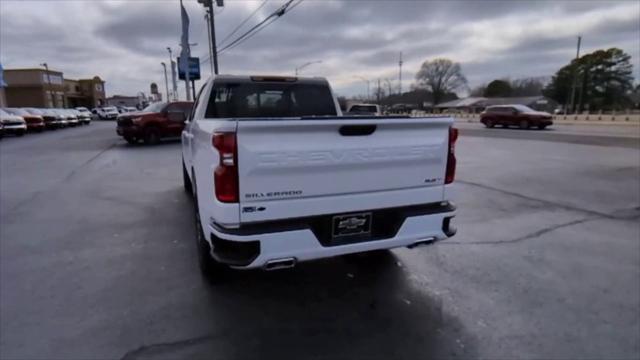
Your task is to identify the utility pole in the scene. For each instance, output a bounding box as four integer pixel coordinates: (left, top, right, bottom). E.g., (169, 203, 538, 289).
(568, 35, 582, 113)
(377, 78, 381, 104)
(40, 62, 52, 107)
(167, 47, 178, 100)
(161, 62, 169, 103)
(384, 78, 392, 97)
(205, 11, 214, 75)
(398, 51, 403, 95)
(198, 0, 221, 75)
(354, 76, 370, 101)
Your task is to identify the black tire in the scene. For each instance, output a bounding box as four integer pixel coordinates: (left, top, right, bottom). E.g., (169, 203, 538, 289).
(519, 120, 530, 129)
(124, 136, 137, 145)
(537, 124, 547, 130)
(484, 119, 495, 128)
(16, 130, 25, 137)
(143, 127, 160, 145)
(183, 160, 193, 195)
(193, 185, 227, 283)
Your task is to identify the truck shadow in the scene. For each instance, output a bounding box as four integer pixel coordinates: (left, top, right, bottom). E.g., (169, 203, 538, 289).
(125, 189, 477, 359)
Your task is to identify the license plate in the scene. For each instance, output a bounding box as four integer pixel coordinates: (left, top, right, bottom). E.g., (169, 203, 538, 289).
(332, 212, 372, 238)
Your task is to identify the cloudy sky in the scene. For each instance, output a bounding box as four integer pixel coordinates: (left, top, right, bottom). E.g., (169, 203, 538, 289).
(1, 0, 638, 99)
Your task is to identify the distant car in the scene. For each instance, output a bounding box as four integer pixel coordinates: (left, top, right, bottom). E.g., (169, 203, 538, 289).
(346, 104, 381, 116)
(54, 109, 79, 127)
(75, 107, 93, 124)
(4, 108, 45, 132)
(116, 101, 193, 145)
(70, 109, 91, 125)
(480, 105, 553, 130)
(0, 108, 27, 136)
(97, 106, 120, 120)
(39, 108, 67, 128)
(24, 108, 58, 129)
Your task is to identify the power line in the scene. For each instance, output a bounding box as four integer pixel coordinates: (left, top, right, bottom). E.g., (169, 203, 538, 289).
(218, 0, 268, 48)
(218, 15, 279, 55)
(217, 0, 302, 55)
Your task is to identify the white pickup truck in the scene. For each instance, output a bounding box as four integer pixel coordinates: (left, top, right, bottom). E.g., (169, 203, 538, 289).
(182, 75, 458, 281)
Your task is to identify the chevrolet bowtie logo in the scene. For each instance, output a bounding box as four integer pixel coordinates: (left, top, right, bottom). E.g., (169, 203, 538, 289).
(338, 217, 366, 230)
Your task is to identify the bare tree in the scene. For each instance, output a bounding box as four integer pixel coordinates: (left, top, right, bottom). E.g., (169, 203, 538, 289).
(415, 58, 468, 105)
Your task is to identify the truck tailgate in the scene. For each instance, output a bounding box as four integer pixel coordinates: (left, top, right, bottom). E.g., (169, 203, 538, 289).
(237, 117, 453, 222)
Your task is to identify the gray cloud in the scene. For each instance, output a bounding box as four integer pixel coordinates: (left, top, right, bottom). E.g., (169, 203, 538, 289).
(1, 0, 637, 98)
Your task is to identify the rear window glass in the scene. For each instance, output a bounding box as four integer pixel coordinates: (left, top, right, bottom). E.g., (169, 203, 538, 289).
(349, 105, 377, 112)
(205, 82, 337, 118)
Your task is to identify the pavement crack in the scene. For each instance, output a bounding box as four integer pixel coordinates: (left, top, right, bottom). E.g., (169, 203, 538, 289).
(6, 141, 117, 214)
(457, 180, 620, 219)
(120, 334, 213, 360)
(442, 216, 598, 245)
(62, 141, 118, 182)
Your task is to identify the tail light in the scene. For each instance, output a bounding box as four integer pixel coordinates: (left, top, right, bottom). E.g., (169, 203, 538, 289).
(445, 127, 458, 184)
(212, 132, 239, 203)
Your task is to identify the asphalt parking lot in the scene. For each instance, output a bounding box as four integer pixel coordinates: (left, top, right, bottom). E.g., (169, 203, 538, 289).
(1, 122, 639, 359)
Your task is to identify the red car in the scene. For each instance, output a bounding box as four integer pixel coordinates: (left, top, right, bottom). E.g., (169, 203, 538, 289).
(116, 101, 193, 145)
(480, 105, 553, 130)
(4, 108, 45, 132)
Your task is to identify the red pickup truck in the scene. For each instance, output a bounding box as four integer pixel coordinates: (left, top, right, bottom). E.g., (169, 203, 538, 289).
(116, 101, 193, 145)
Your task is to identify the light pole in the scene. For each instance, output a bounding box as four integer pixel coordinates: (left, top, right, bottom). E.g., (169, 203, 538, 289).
(40, 62, 53, 107)
(161, 62, 169, 103)
(167, 47, 177, 100)
(354, 76, 371, 101)
(295, 60, 322, 76)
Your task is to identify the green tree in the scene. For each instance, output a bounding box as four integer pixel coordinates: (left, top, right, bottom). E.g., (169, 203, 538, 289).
(544, 48, 634, 111)
(415, 58, 468, 105)
(484, 79, 512, 97)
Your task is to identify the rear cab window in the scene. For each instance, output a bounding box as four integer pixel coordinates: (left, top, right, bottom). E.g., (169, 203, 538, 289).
(205, 80, 337, 119)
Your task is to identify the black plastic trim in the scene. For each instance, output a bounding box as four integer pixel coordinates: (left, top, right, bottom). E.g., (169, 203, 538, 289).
(213, 202, 456, 238)
(209, 233, 260, 266)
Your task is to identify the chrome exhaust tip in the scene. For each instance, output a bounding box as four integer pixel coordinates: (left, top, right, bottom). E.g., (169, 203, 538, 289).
(407, 237, 437, 249)
(264, 257, 297, 271)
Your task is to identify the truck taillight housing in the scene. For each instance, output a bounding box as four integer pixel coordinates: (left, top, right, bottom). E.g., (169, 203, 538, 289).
(213, 132, 239, 203)
(445, 127, 458, 184)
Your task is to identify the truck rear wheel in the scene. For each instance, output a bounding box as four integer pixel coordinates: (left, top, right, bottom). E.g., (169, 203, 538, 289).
(484, 120, 495, 128)
(193, 185, 227, 283)
(124, 136, 137, 145)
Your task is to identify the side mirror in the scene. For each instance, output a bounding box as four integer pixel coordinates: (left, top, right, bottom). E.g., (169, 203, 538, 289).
(167, 110, 186, 122)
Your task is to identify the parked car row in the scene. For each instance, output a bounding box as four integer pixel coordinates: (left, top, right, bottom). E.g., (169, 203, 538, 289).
(90, 106, 138, 120)
(0, 107, 91, 139)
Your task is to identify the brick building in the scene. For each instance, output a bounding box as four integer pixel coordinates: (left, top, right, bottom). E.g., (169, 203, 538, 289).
(3, 68, 106, 108)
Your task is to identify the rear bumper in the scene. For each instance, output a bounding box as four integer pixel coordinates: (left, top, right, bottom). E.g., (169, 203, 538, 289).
(2, 124, 27, 132)
(208, 202, 456, 269)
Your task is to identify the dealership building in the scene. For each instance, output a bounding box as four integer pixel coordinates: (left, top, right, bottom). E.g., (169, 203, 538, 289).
(3, 68, 106, 108)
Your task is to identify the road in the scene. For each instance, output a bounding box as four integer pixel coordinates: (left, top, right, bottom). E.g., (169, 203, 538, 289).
(1, 122, 639, 359)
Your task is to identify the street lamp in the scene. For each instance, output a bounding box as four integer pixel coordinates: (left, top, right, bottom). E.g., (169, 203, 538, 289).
(295, 60, 322, 76)
(40, 63, 53, 107)
(167, 47, 177, 101)
(354, 76, 371, 101)
(161, 62, 169, 103)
